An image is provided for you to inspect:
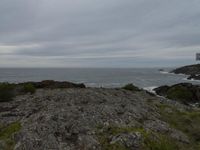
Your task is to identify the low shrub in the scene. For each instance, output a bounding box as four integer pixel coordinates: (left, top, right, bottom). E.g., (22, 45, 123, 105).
(166, 86, 193, 103)
(23, 83, 36, 94)
(0, 83, 15, 102)
(122, 84, 141, 92)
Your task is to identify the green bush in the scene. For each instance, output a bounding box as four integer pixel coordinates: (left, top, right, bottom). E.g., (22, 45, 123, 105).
(166, 86, 193, 103)
(23, 83, 36, 94)
(122, 84, 141, 92)
(0, 83, 15, 102)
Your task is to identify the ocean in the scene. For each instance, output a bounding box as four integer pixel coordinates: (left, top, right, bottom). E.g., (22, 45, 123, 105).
(0, 68, 199, 89)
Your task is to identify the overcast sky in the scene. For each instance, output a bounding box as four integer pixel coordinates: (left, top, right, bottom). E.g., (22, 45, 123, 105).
(0, 0, 199, 68)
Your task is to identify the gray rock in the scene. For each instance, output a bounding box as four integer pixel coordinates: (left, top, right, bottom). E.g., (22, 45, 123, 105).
(110, 132, 142, 149)
(0, 87, 192, 150)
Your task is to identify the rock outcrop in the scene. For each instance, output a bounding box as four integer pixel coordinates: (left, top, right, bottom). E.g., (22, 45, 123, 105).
(171, 64, 200, 80)
(187, 74, 200, 80)
(0, 82, 200, 149)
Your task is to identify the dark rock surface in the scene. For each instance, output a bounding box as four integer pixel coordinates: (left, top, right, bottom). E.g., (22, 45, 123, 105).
(171, 64, 200, 80)
(187, 74, 200, 80)
(154, 83, 200, 104)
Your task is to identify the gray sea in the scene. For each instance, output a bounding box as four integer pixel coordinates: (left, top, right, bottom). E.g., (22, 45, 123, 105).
(0, 68, 199, 89)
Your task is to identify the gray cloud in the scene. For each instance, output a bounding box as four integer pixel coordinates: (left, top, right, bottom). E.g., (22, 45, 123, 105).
(0, 0, 199, 67)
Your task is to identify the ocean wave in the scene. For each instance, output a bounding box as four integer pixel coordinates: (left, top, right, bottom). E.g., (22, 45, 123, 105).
(159, 71, 186, 76)
(159, 71, 170, 74)
(143, 86, 157, 94)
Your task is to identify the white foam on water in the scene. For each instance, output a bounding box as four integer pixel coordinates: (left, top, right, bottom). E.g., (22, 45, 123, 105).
(159, 71, 169, 74)
(182, 77, 200, 82)
(143, 86, 157, 94)
(159, 71, 177, 75)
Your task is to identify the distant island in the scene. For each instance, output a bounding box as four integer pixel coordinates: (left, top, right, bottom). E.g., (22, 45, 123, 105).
(171, 64, 200, 80)
(0, 80, 200, 149)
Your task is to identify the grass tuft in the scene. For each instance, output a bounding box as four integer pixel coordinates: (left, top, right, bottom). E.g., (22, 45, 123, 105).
(0, 122, 21, 150)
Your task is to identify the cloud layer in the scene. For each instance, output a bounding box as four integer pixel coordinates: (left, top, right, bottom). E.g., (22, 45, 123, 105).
(0, 0, 200, 67)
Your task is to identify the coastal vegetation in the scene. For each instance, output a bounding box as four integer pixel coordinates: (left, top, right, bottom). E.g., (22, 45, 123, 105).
(0, 80, 85, 102)
(0, 122, 21, 150)
(157, 103, 200, 149)
(22, 83, 36, 94)
(0, 83, 36, 102)
(166, 86, 193, 104)
(96, 125, 180, 150)
(0, 83, 15, 102)
(154, 83, 199, 105)
(122, 83, 141, 92)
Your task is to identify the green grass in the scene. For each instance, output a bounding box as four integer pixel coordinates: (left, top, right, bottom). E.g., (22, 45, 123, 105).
(0, 122, 21, 150)
(96, 125, 180, 150)
(143, 133, 179, 150)
(122, 84, 141, 92)
(157, 103, 200, 149)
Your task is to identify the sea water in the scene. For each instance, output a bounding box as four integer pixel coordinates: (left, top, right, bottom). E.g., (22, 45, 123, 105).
(0, 68, 199, 89)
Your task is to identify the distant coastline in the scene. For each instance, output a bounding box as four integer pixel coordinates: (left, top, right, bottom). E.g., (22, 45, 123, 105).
(171, 64, 200, 81)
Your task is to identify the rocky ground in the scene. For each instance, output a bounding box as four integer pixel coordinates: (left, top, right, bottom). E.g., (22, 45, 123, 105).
(0, 84, 200, 150)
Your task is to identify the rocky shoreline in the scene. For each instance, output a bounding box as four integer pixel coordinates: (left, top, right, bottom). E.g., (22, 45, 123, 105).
(0, 81, 200, 150)
(171, 64, 200, 80)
